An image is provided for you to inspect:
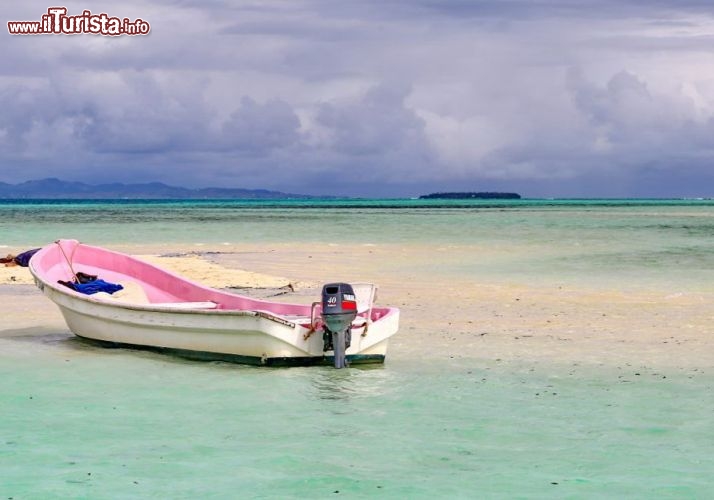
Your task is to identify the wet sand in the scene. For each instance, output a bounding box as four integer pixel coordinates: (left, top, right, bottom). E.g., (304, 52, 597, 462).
(1, 243, 712, 370)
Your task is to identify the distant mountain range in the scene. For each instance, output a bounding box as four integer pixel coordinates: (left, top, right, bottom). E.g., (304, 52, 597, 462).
(0, 178, 315, 199)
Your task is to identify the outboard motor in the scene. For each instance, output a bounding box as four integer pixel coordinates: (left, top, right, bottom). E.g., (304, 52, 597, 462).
(321, 283, 357, 368)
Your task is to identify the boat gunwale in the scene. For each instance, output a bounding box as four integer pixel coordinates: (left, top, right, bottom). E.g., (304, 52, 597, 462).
(28, 240, 399, 326)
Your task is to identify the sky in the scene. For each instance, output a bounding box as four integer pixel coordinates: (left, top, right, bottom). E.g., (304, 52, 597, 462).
(1, 0, 714, 197)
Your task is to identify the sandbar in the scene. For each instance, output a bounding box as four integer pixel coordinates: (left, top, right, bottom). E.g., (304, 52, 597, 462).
(1, 243, 712, 370)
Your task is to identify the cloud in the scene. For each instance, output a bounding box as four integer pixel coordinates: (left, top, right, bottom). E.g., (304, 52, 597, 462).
(315, 83, 424, 156)
(566, 68, 708, 161)
(221, 97, 300, 153)
(0, 0, 713, 196)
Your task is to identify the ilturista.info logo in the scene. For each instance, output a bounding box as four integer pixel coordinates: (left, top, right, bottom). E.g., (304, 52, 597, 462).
(8, 7, 150, 36)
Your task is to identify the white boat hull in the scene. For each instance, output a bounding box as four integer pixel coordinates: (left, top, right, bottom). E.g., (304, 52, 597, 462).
(31, 241, 399, 366)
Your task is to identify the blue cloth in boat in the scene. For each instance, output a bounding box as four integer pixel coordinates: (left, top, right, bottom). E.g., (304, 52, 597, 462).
(60, 279, 124, 295)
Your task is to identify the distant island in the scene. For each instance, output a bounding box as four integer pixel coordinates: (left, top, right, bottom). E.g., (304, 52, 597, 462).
(419, 192, 521, 200)
(0, 178, 316, 200)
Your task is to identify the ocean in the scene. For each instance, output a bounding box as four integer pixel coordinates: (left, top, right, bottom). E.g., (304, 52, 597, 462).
(1, 198, 713, 498)
(1, 198, 713, 286)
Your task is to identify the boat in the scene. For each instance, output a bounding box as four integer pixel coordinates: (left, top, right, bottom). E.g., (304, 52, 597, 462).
(29, 240, 400, 368)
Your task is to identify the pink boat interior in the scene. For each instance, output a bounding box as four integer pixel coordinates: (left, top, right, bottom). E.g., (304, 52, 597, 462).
(30, 240, 392, 327)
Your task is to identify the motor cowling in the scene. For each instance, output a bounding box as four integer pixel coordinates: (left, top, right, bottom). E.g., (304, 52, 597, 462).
(321, 283, 357, 368)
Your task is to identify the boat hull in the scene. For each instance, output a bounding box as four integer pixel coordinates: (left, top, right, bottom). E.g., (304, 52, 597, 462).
(30, 240, 399, 367)
(74, 336, 386, 367)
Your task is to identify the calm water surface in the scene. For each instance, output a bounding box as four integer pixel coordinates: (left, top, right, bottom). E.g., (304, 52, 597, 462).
(1, 198, 713, 289)
(1, 199, 713, 497)
(1, 336, 712, 499)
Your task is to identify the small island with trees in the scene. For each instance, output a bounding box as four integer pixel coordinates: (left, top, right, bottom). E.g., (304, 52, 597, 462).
(419, 192, 521, 200)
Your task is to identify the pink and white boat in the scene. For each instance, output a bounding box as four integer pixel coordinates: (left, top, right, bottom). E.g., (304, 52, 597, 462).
(29, 240, 400, 367)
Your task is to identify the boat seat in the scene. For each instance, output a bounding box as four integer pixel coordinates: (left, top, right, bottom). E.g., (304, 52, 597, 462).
(92, 281, 151, 304)
(92, 288, 218, 310)
(91, 280, 218, 310)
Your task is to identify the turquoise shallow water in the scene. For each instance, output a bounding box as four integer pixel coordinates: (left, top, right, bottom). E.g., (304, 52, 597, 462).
(1, 199, 713, 497)
(1, 198, 713, 289)
(1, 335, 713, 499)
(1, 198, 712, 247)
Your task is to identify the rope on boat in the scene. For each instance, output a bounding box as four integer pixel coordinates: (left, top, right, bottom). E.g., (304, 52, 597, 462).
(303, 301, 323, 340)
(303, 325, 317, 341)
(55, 240, 78, 279)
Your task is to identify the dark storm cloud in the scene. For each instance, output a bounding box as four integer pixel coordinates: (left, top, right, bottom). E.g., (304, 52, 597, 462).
(316, 83, 426, 156)
(221, 97, 301, 153)
(0, 0, 713, 196)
